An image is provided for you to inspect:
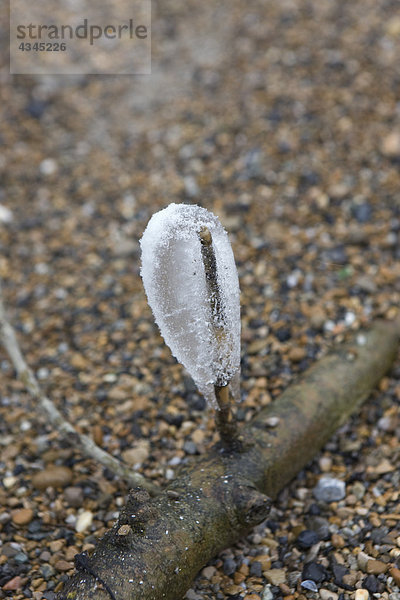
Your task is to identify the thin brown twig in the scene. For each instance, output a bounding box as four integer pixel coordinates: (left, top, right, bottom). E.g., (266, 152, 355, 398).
(0, 277, 157, 494)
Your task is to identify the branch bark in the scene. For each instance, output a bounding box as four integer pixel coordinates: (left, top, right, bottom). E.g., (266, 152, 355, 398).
(58, 318, 400, 600)
(0, 279, 156, 494)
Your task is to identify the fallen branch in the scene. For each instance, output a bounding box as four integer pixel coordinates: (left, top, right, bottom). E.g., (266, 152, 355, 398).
(58, 318, 400, 600)
(0, 279, 156, 494)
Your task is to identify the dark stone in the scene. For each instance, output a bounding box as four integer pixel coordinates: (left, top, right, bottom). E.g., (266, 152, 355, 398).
(308, 503, 321, 516)
(250, 561, 262, 577)
(306, 516, 330, 540)
(26, 99, 47, 119)
(362, 575, 382, 594)
(302, 562, 328, 583)
(275, 327, 292, 342)
(327, 245, 348, 265)
(187, 394, 206, 411)
(296, 530, 320, 549)
(43, 592, 56, 600)
(332, 563, 349, 587)
(223, 558, 236, 576)
(370, 527, 388, 544)
(352, 202, 372, 223)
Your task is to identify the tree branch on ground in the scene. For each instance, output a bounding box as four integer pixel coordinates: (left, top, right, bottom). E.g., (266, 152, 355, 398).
(57, 318, 400, 600)
(0, 278, 157, 494)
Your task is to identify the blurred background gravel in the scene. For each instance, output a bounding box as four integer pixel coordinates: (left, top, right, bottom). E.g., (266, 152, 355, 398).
(0, 0, 400, 598)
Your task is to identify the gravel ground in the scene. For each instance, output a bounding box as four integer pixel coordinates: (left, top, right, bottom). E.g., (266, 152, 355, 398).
(1, 0, 400, 598)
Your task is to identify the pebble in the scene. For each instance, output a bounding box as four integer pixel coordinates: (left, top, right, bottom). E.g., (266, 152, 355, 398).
(319, 457, 332, 472)
(362, 575, 380, 594)
(263, 569, 286, 585)
(354, 590, 369, 600)
(389, 567, 400, 586)
(365, 559, 387, 575)
(261, 585, 273, 600)
(313, 477, 346, 503)
(64, 486, 84, 507)
(3, 575, 24, 591)
(75, 510, 93, 533)
(185, 589, 202, 600)
(296, 530, 320, 549)
(122, 440, 150, 466)
(11, 507, 34, 525)
(302, 562, 327, 583)
(381, 132, 400, 157)
(31, 466, 73, 490)
(3, 475, 18, 488)
(201, 566, 216, 580)
(319, 590, 338, 600)
(306, 517, 330, 541)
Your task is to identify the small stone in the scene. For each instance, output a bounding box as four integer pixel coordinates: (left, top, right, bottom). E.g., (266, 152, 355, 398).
(365, 559, 387, 575)
(313, 477, 346, 503)
(381, 132, 400, 158)
(3, 575, 23, 591)
(351, 481, 365, 500)
(331, 534, 345, 548)
(11, 508, 34, 526)
(319, 457, 332, 472)
(320, 589, 338, 600)
(54, 560, 73, 572)
(185, 590, 202, 600)
(288, 347, 306, 362)
(75, 511, 93, 533)
(64, 487, 84, 508)
(302, 562, 327, 583)
(355, 276, 377, 294)
(262, 585, 273, 600)
(201, 566, 216, 580)
(121, 440, 150, 466)
(117, 525, 131, 536)
(0, 204, 13, 223)
(223, 558, 237, 576)
(32, 466, 73, 490)
(355, 590, 369, 600)
(357, 552, 371, 571)
(310, 308, 326, 330)
(265, 416, 280, 428)
(250, 561, 263, 578)
(306, 516, 330, 541)
(264, 569, 286, 585)
(362, 575, 380, 594)
(342, 572, 358, 587)
(3, 476, 17, 489)
(39, 158, 58, 176)
(352, 202, 372, 223)
(296, 530, 320, 549)
(389, 567, 400, 586)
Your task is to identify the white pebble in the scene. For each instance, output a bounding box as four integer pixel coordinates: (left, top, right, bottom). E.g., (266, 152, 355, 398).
(0, 204, 13, 223)
(3, 476, 17, 489)
(39, 158, 58, 176)
(75, 510, 93, 533)
(355, 590, 369, 600)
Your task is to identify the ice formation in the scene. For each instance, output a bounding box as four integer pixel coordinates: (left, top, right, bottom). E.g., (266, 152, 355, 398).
(140, 203, 240, 407)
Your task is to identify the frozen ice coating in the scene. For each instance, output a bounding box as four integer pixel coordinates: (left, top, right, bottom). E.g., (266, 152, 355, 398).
(140, 203, 241, 408)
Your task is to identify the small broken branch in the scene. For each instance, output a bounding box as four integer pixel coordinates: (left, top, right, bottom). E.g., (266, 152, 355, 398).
(0, 278, 156, 494)
(58, 318, 400, 600)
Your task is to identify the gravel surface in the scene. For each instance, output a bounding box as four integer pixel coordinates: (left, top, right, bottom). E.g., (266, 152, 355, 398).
(1, 0, 400, 599)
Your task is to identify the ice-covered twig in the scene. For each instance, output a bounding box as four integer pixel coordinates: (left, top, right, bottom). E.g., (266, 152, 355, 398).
(140, 203, 241, 408)
(0, 277, 156, 494)
(199, 226, 242, 447)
